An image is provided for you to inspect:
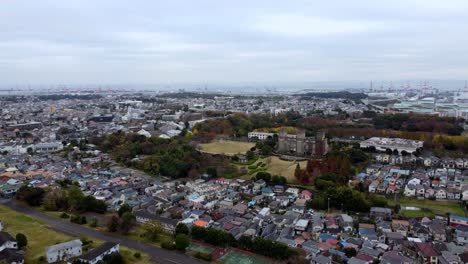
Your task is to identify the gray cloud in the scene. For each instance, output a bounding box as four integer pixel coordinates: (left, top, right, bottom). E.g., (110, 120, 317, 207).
(1, 0, 467, 86)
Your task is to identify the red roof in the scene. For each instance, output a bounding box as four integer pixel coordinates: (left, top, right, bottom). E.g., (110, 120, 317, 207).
(415, 242, 438, 257)
(356, 253, 374, 261)
(193, 220, 209, 227)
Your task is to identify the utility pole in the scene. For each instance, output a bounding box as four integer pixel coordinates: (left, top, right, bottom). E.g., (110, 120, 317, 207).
(328, 197, 330, 214)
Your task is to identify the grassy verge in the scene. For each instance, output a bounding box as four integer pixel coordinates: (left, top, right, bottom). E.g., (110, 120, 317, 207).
(0, 205, 152, 264)
(127, 225, 174, 247)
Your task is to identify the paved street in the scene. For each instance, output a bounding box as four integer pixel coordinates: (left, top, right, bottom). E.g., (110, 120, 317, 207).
(2, 200, 203, 264)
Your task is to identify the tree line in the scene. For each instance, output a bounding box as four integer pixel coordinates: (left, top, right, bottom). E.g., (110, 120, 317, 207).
(189, 225, 296, 260)
(89, 132, 202, 179)
(17, 185, 107, 214)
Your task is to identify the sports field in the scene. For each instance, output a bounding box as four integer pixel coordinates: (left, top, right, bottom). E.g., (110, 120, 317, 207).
(200, 140, 255, 155)
(219, 251, 270, 264)
(187, 243, 214, 254)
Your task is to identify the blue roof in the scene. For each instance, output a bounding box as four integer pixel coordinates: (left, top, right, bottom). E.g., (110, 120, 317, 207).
(359, 228, 376, 235)
(450, 214, 468, 221)
(357, 173, 367, 178)
(319, 233, 335, 241)
(261, 187, 273, 193)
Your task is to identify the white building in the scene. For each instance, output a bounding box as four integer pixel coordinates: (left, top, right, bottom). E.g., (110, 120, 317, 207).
(360, 137, 423, 155)
(46, 239, 82, 263)
(248, 132, 275, 140)
(34, 142, 64, 153)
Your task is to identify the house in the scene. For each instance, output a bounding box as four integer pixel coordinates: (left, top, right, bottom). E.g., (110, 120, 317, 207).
(425, 188, 435, 199)
(0, 249, 24, 264)
(412, 226, 431, 242)
(46, 239, 82, 263)
(370, 207, 392, 220)
(338, 214, 354, 233)
(428, 222, 446, 241)
(384, 232, 405, 245)
(232, 203, 248, 215)
(300, 190, 313, 200)
(415, 242, 439, 264)
(435, 189, 447, 199)
(368, 180, 379, 193)
(312, 216, 324, 233)
(449, 214, 468, 228)
(80, 242, 120, 264)
(0, 232, 17, 251)
(453, 225, 468, 245)
(404, 184, 416, 197)
(134, 210, 178, 232)
(311, 254, 332, 264)
(295, 219, 309, 233)
(391, 220, 410, 236)
(439, 250, 460, 264)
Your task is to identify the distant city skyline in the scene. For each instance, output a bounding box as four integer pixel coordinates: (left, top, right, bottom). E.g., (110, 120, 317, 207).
(1, 1, 468, 85)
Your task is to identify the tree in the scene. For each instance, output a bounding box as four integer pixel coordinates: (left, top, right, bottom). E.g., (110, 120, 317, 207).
(120, 212, 135, 235)
(16, 186, 45, 206)
(142, 220, 164, 242)
(294, 164, 301, 182)
(107, 216, 119, 232)
(26, 147, 34, 155)
(102, 252, 125, 264)
(16, 233, 27, 249)
(344, 247, 357, 258)
(175, 223, 189, 236)
(43, 188, 68, 211)
(175, 234, 190, 251)
(246, 150, 255, 160)
(118, 203, 132, 218)
(67, 186, 85, 211)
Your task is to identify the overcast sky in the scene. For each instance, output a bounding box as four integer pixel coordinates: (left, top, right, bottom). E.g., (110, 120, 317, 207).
(1, 0, 468, 86)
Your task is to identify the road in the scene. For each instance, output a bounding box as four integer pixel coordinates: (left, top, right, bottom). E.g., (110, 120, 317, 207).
(2, 200, 202, 264)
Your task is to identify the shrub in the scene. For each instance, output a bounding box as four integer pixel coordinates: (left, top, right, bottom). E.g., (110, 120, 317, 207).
(175, 234, 189, 251)
(194, 252, 212, 261)
(60, 212, 70, 219)
(161, 239, 175, 250)
(133, 252, 141, 259)
(89, 217, 98, 228)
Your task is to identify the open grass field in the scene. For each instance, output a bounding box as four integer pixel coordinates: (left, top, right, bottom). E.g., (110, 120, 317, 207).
(199, 140, 255, 155)
(401, 210, 435, 218)
(239, 156, 308, 183)
(0, 205, 152, 264)
(387, 197, 466, 216)
(263, 156, 307, 182)
(219, 251, 270, 264)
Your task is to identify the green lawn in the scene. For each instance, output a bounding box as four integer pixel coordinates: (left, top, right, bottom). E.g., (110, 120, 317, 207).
(0, 205, 152, 264)
(127, 225, 173, 247)
(401, 210, 435, 218)
(199, 140, 255, 155)
(388, 197, 466, 216)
